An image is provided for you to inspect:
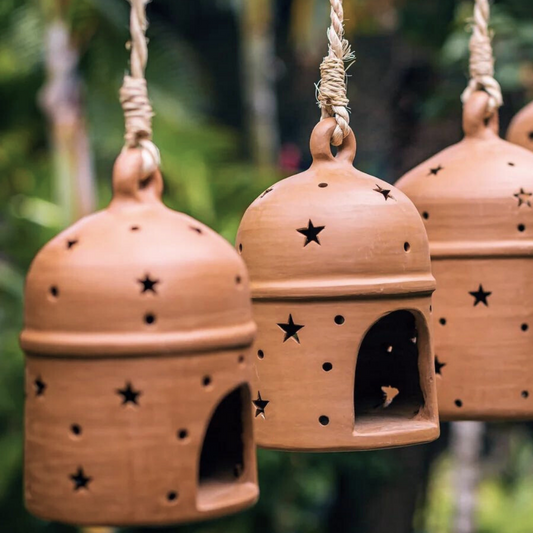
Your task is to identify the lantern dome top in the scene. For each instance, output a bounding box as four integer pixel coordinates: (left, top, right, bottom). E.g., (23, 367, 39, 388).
(397, 92, 533, 258)
(507, 100, 533, 152)
(21, 150, 255, 357)
(237, 118, 435, 300)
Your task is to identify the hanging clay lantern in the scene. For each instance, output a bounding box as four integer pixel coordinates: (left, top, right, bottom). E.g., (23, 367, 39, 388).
(396, 91, 533, 421)
(507, 100, 533, 152)
(236, 118, 439, 451)
(21, 149, 259, 525)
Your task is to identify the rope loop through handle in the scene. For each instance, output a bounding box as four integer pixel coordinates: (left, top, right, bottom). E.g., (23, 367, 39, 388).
(317, 0, 354, 147)
(120, 0, 160, 177)
(461, 0, 503, 118)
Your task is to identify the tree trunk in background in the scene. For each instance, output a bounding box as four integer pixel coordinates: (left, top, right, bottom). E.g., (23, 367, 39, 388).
(451, 422, 484, 533)
(240, 0, 280, 167)
(40, 11, 96, 225)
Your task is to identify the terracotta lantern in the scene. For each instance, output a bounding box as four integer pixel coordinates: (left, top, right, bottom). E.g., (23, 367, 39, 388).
(507, 100, 533, 152)
(397, 92, 533, 421)
(21, 150, 259, 526)
(236, 118, 439, 452)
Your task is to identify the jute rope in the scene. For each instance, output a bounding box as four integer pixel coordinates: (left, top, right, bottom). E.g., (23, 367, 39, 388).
(317, 0, 354, 146)
(120, 0, 160, 174)
(461, 0, 503, 117)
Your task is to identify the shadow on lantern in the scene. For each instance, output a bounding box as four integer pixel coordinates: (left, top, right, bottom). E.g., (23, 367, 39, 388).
(197, 384, 254, 511)
(354, 310, 428, 435)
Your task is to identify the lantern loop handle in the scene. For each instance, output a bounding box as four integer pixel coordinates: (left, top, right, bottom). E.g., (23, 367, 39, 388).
(316, 0, 355, 147)
(119, 0, 161, 178)
(463, 91, 499, 138)
(461, 0, 503, 118)
(111, 148, 163, 206)
(310, 117, 356, 164)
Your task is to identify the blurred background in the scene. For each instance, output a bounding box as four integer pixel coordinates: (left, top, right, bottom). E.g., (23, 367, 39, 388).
(1, 0, 533, 532)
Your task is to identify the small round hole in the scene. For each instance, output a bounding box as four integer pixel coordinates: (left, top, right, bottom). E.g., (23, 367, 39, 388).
(455, 399, 463, 408)
(334, 315, 345, 325)
(238, 244, 243, 253)
(404, 242, 411, 252)
(518, 224, 526, 232)
(144, 313, 156, 325)
(238, 354, 245, 364)
(322, 362, 333, 372)
(257, 350, 264, 359)
(70, 424, 82, 436)
(167, 491, 178, 503)
(177, 429, 188, 440)
(319, 183, 328, 188)
(430, 305, 433, 313)
(202, 376, 212, 387)
(522, 390, 529, 399)
(422, 212, 429, 220)
(190, 226, 203, 234)
(439, 318, 446, 326)
(130, 225, 140, 231)
(508, 162, 515, 166)
(521, 323, 529, 332)
(49, 286, 59, 298)
(236, 275, 242, 285)
(319, 415, 329, 426)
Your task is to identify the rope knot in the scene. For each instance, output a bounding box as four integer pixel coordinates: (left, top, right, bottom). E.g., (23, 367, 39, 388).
(317, 0, 354, 147)
(120, 75, 154, 147)
(461, 0, 503, 117)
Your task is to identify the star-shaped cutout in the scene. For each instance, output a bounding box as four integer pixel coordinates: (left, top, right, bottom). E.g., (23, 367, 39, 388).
(428, 165, 444, 176)
(374, 184, 394, 201)
(514, 188, 532, 208)
(34, 377, 46, 396)
(469, 284, 492, 307)
(278, 314, 304, 343)
(117, 382, 141, 405)
(297, 220, 325, 246)
(435, 356, 446, 375)
(252, 392, 269, 418)
(66, 239, 78, 250)
(260, 187, 273, 198)
(70, 467, 92, 491)
(138, 274, 159, 294)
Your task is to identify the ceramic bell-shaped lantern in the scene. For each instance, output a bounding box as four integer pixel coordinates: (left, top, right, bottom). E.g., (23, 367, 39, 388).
(397, 91, 533, 421)
(237, 118, 439, 451)
(21, 149, 259, 526)
(507, 100, 533, 152)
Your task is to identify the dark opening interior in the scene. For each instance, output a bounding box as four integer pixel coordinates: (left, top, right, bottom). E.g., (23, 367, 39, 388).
(354, 310, 425, 429)
(199, 385, 247, 487)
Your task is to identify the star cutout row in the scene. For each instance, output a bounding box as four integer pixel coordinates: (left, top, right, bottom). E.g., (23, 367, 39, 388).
(117, 382, 142, 405)
(469, 284, 492, 307)
(428, 165, 443, 176)
(514, 188, 532, 208)
(374, 184, 394, 201)
(278, 314, 304, 343)
(138, 274, 159, 294)
(253, 392, 269, 418)
(297, 220, 325, 246)
(435, 356, 446, 375)
(70, 467, 92, 491)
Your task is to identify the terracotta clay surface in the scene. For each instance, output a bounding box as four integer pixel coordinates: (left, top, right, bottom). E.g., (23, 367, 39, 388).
(397, 92, 533, 422)
(21, 150, 258, 526)
(237, 118, 439, 452)
(507, 100, 533, 152)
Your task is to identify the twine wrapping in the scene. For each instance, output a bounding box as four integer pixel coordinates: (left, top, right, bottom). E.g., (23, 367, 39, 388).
(120, 0, 160, 174)
(461, 0, 503, 117)
(317, 0, 355, 146)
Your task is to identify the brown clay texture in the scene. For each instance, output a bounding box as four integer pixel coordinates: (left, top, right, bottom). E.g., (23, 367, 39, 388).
(21, 150, 258, 526)
(397, 92, 533, 422)
(507, 100, 533, 152)
(237, 118, 439, 452)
